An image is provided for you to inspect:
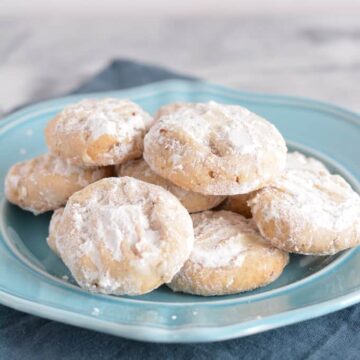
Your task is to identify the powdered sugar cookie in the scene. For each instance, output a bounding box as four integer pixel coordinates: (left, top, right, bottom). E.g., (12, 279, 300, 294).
(144, 101, 287, 195)
(223, 151, 330, 218)
(47, 207, 64, 256)
(4, 154, 112, 214)
(286, 151, 329, 174)
(116, 158, 225, 213)
(250, 169, 360, 255)
(45, 98, 154, 167)
(154, 102, 191, 120)
(51, 177, 194, 295)
(168, 210, 289, 296)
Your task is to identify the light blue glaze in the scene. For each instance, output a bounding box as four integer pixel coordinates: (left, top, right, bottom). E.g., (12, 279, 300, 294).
(0, 80, 359, 343)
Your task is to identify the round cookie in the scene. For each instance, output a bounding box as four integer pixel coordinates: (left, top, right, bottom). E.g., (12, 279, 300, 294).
(51, 177, 194, 296)
(154, 102, 191, 120)
(117, 158, 226, 213)
(47, 207, 64, 256)
(168, 210, 289, 296)
(249, 169, 360, 255)
(4, 154, 112, 214)
(222, 151, 330, 218)
(144, 101, 287, 195)
(45, 98, 154, 167)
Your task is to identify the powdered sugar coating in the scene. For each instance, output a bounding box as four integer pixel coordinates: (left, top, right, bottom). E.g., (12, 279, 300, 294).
(57, 99, 151, 142)
(4, 154, 111, 214)
(222, 151, 330, 218)
(52, 177, 194, 295)
(45, 98, 154, 167)
(117, 158, 225, 213)
(144, 101, 287, 195)
(190, 211, 271, 268)
(250, 169, 360, 254)
(169, 211, 288, 296)
(154, 102, 192, 120)
(47, 207, 64, 256)
(286, 151, 329, 173)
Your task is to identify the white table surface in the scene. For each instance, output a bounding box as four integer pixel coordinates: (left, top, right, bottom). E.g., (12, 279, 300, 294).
(0, 11, 359, 115)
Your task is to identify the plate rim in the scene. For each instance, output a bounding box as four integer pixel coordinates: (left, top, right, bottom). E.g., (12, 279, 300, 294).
(1, 79, 359, 127)
(1, 284, 360, 343)
(0, 79, 360, 343)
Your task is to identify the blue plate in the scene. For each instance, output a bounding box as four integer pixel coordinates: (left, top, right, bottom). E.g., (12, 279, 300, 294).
(0, 80, 359, 343)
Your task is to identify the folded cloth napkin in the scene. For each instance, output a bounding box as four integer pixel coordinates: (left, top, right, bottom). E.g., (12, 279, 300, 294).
(1, 59, 359, 360)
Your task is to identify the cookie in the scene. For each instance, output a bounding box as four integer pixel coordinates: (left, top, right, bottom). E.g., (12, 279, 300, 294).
(154, 102, 191, 120)
(4, 154, 112, 214)
(168, 210, 289, 296)
(50, 177, 194, 295)
(223, 151, 330, 218)
(47, 207, 64, 256)
(116, 158, 226, 213)
(45, 98, 154, 167)
(144, 101, 287, 195)
(286, 151, 329, 174)
(250, 169, 360, 255)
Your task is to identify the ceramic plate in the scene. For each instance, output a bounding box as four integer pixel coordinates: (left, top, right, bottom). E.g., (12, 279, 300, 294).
(0, 80, 359, 343)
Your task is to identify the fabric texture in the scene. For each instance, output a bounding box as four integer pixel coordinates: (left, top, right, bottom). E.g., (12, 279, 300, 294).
(0, 59, 358, 360)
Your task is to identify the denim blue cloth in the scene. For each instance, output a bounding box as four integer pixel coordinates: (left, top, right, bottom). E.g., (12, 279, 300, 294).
(1, 60, 359, 360)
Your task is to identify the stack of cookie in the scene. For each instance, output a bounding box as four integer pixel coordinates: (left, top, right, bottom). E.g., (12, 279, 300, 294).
(5, 99, 360, 297)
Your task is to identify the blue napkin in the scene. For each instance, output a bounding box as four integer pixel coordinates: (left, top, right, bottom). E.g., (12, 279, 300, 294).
(1, 60, 359, 360)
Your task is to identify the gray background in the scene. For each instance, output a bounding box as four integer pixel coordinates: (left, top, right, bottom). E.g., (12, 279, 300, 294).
(1, 0, 359, 115)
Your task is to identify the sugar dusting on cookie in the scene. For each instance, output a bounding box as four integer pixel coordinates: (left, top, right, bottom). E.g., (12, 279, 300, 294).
(250, 169, 360, 254)
(144, 101, 287, 195)
(169, 210, 289, 296)
(4, 154, 110, 214)
(118, 158, 225, 213)
(47, 98, 154, 166)
(190, 211, 267, 268)
(286, 151, 329, 173)
(264, 169, 359, 231)
(53, 177, 194, 295)
(57, 98, 153, 142)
